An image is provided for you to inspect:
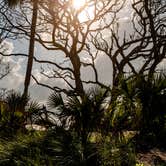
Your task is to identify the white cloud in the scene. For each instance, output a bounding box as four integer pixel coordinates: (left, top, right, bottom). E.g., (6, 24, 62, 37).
(0, 40, 24, 90)
(118, 16, 130, 23)
(31, 69, 49, 85)
(30, 74, 66, 104)
(0, 57, 24, 90)
(157, 59, 166, 70)
(81, 52, 112, 86)
(0, 40, 14, 55)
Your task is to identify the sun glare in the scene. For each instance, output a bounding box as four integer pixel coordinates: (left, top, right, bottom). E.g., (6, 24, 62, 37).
(71, 0, 94, 22)
(72, 0, 86, 10)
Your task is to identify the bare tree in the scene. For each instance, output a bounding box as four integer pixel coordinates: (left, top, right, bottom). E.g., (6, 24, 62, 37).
(34, 0, 125, 97)
(0, 0, 125, 97)
(92, 0, 166, 89)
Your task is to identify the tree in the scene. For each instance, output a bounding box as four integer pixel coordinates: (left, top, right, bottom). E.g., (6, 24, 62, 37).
(32, 0, 124, 97)
(4, 0, 39, 97)
(1, 0, 165, 104)
(92, 0, 166, 88)
(23, 0, 38, 97)
(0, 0, 124, 97)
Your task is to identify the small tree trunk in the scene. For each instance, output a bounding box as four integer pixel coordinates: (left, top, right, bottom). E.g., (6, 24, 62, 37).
(23, 0, 38, 97)
(81, 129, 88, 165)
(70, 53, 84, 97)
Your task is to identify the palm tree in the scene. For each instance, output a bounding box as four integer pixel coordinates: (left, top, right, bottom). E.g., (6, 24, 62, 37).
(47, 87, 109, 163)
(5, 0, 39, 98)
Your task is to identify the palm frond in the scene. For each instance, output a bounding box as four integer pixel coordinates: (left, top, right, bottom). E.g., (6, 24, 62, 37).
(27, 101, 41, 113)
(66, 96, 81, 111)
(47, 92, 64, 109)
(6, 91, 29, 112)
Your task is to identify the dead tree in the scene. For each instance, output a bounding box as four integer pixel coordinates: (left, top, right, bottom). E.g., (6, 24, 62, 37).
(92, 0, 166, 88)
(0, 0, 125, 97)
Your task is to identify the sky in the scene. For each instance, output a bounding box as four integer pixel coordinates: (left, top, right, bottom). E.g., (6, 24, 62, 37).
(0, 38, 113, 103)
(0, 0, 166, 103)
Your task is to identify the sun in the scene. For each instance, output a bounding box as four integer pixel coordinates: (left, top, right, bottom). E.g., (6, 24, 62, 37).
(70, 0, 95, 23)
(71, 0, 94, 22)
(72, 0, 86, 10)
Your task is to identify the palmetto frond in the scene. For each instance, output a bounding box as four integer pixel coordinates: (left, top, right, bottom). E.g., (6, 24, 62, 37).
(6, 91, 29, 112)
(113, 73, 166, 132)
(47, 92, 64, 110)
(87, 87, 108, 108)
(47, 87, 109, 134)
(27, 101, 41, 113)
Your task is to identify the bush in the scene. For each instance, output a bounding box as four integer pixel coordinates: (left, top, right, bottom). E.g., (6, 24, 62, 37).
(98, 133, 136, 166)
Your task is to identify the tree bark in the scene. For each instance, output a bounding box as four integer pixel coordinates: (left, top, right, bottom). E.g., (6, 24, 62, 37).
(70, 54, 84, 97)
(23, 0, 38, 97)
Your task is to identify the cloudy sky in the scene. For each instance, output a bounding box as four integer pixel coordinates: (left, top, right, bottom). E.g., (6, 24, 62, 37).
(0, 38, 114, 103)
(0, 0, 165, 103)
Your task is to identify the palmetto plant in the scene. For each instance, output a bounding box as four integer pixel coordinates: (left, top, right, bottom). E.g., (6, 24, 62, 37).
(110, 75, 142, 132)
(0, 127, 84, 166)
(0, 91, 41, 134)
(112, 73, 166, 138)
(48, 88, 108, 134)
(28, 102, 57, 128)
(134, 73, 166, 135)
(0, 91, 29, 132)
(47, 87, 109, 163)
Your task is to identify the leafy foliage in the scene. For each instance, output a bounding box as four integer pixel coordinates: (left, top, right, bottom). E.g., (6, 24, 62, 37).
(0, 91, 29, 134)
(99, 133, 136, 166)
(0, 74, 165, 165)
(47, 87, 109, 135)
(47, 87, 109, 163)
